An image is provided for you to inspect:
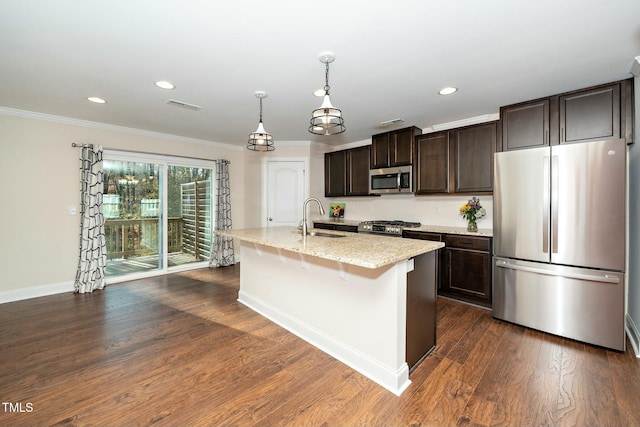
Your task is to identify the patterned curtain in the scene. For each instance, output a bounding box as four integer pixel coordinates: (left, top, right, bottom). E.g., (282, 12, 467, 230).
(209, 159, 235, 267)
(74, 145, 107, 293)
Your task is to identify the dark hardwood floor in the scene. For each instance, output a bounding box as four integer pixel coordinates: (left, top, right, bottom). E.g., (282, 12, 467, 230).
(1, 264, 640, 427)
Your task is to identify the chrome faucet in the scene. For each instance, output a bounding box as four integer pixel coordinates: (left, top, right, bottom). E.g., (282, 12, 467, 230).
(301, 197, 325, 236)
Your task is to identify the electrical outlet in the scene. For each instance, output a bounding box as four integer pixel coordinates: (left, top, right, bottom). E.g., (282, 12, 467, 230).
(69, 205, 77, 215)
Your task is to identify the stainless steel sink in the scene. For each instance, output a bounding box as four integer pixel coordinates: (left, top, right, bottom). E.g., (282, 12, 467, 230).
(308, 231, 346, 238)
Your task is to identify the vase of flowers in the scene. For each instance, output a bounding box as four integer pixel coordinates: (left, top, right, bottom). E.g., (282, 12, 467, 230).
(460, 197, 486, 232)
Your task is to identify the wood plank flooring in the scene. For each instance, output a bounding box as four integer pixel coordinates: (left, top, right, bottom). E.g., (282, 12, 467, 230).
(1, 264, 640, 427)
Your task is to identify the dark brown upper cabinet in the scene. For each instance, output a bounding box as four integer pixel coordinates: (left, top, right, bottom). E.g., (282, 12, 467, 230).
(414, 122, 496, 195)
(500, 78, 634, 151)
(370, 126, 422, 169)
(415, 131, 450, 194)
(346, 145, 371, 196)
(560, 83, 620, 144)
(500, 98, 553, 151)
(324, 145, 373, 197)
(324, 150, 346, 197)
(452, 122, 496, 193)
(371, 132, 390, 169)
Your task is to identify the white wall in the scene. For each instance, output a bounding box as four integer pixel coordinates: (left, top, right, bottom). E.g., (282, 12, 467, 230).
(0, 112, 244, 295)
(627, 72, 640, 356)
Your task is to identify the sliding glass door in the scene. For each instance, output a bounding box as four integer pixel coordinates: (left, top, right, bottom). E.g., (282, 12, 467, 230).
(103, 158, 162, 277)
(103, 151, 213, 280)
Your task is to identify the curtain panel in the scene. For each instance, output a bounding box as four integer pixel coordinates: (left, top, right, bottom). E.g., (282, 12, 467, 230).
(210, 159, 235, 267)
(74, 145, 107, 293)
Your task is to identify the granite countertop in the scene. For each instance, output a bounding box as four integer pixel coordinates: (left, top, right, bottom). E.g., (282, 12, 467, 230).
(215, 226, 444, 269)
(311, 219, 493, 237)
(411, 225, 493, 237)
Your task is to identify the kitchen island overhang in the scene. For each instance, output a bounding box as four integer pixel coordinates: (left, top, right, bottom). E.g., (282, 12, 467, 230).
(215, 227, 444, 395)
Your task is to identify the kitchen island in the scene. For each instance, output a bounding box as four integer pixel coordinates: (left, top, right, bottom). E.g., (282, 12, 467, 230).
(215, 226, 444, 395)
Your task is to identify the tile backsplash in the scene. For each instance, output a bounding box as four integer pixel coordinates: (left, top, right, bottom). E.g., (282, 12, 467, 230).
(321, 194, 493, 229)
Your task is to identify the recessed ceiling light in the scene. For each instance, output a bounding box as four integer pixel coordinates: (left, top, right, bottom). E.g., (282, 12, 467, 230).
(155, 80, 175, 90)
(313, 89, 325, 97)
(438, 87, 458, 95)
(87, 97, 106, 104)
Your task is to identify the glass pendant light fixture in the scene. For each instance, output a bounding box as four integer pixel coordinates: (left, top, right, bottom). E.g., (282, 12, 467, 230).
(247, 91, 274, 151)
(309, 51, 346, 136)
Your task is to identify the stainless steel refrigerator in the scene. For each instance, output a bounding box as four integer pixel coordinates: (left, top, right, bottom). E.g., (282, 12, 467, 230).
(493, 139, 626, 351)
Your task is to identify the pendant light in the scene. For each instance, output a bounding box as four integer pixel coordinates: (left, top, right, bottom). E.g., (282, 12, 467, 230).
(247, 91, 275, 151)
(309, 51, 346, 136)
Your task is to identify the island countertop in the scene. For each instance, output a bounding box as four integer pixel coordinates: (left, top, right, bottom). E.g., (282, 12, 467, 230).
(216, 226, 444, 269)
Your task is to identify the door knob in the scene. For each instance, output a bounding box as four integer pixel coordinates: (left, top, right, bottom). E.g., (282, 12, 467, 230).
(268, 217, 273, 221)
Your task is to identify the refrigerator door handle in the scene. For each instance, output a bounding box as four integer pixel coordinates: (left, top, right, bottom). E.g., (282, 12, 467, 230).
(551, 155, 559, 254)
(542, 155, 550, 253)
(494, 259, 620, 284)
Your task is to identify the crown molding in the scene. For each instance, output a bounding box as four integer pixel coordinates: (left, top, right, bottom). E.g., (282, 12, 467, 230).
(328, 139, 371, 151)
(0, 106, 244, 151)
(423, 113, 500, 133)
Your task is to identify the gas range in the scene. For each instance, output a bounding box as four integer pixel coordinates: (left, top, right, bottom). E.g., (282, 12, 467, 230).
(357, 220, 422, 236)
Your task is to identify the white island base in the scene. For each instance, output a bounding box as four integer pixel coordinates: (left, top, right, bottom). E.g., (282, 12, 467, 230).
(237, 240, 434, 396)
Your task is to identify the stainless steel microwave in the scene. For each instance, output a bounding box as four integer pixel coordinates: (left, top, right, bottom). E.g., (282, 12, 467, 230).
(369, 165, 413, 194)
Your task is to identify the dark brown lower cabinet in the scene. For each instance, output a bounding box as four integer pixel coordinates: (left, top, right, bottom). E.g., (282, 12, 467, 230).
(442, 235, 492, 307)
(402, 230, 492, 307)
(405, 251, 437, 372)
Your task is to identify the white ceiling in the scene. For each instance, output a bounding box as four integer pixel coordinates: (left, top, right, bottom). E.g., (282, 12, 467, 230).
(1, 0, 639, 148)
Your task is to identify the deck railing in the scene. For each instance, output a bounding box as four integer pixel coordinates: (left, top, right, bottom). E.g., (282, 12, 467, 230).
(104, 217, 183, 260)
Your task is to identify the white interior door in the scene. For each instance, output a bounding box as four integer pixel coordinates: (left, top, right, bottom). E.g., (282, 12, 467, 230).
(265, 160, 306, 227)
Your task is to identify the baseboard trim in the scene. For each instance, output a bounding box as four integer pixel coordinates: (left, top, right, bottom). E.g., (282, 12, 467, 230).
(238, 290, 411, 396)
(0, 281, 74, 304)
(626, 314, 640, 357)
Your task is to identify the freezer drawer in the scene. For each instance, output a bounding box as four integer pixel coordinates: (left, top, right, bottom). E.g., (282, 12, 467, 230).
(492, 257, 625, 351)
